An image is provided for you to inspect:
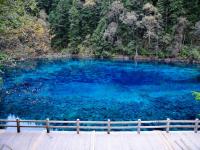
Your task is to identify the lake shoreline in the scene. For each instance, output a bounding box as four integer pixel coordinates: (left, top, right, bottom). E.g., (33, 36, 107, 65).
(3, 52, 200, 67)
(17, 53, 200, 64)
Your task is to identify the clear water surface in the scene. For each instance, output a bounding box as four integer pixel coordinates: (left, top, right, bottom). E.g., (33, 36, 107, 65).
(0, 58, 200, 121)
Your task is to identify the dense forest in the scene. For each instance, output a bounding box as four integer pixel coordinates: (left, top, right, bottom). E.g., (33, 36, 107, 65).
(0, 0, 200, 61)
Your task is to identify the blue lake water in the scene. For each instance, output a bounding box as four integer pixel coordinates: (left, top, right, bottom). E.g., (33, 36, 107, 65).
(0, 58, 200, 121)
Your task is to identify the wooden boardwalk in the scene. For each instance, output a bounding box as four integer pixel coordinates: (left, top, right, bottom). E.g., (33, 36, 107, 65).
(0, 130, 200, 150)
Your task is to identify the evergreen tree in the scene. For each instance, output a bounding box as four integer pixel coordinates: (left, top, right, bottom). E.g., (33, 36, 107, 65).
(157, 0, 184, 30)
(68, 0, 81, 53)
(169, 0, 185, 25)
(49, 0, 72, 48)
(37, 0, 59, 13)
(92, 17, 110, 56)
(183, 0, 200, 23)
(157, 0, 170, 28)
(37, 0, 52, 13)
(122, 0, 143, 11)
(100, 0, 112, 16)
(80, 3, 101, 39)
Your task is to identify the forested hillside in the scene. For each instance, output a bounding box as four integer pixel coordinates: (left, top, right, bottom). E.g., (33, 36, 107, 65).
(1, 0, 200, 61)
(0, 0, 50, 61)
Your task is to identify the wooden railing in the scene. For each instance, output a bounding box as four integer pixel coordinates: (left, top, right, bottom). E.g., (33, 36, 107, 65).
(0, 118, 199, 134)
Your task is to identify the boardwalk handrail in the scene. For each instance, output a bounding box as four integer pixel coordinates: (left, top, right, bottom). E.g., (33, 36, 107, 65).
(0, 118, 199, 134)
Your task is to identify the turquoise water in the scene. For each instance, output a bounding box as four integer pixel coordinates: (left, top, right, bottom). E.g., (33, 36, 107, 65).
(0, 59, 200, 121)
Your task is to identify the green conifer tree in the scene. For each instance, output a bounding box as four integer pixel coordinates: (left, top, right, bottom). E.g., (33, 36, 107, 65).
(68, 0, 81, 53)
(49, 0, 72, 48)
(169, 0, 185, 25)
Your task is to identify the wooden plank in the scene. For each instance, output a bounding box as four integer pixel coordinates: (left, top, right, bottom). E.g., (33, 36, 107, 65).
(157, 131, 178, 150)
(168, 132, 196, 150)
(49, 125, 76, 128)
(48, 120, 76, 123)
(0, 120, 16, 122)
(20, 120, 45, 123)
(0, 130, 200, 150)
(111, 126, 137, 129)
(80, 121, 107, 124)
(140, 126, 166, 129)
(80, 126, 107, 129)
(141, 120, 167, 123)
(180, 132, 200, 149)
(169, 125, 195, 128)
(0, 125, 17, 127)
(169, 120, 197, 123)
(110, 121, 138, 124)
(20, 126, 46, 128)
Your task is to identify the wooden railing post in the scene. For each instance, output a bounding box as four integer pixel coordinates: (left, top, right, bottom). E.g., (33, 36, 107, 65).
(137, 119, 141, 134)
(46, 118, 50, 133)
(16, 118, 20, 133)
(107, 119, 111, 134)
(166, 118, 170, 133)
(194, 118, 199, 133)
(76, 119, 80, 134)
